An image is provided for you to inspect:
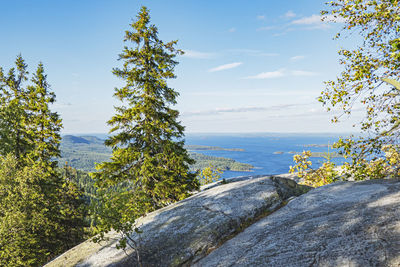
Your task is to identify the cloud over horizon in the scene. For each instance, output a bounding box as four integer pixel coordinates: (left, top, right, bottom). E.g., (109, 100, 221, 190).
(291, 70, 318, 76)
(244, 69, 285, 79)
(182, 50, 215, 59)
(244, 69, 318, 79)
(183, 103, 314, 117)
(227, 49, 279, 57)
(284, 10, 296, 18)
(209, 62, 243, 72)
(256, 25, 276, 31)
(290, 55, 306, 61)
(291, 14, 346, 29)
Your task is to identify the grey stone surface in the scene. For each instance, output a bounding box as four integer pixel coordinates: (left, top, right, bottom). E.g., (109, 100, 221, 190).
(196, 179, 400, 267)
(46, 176, 308, 267)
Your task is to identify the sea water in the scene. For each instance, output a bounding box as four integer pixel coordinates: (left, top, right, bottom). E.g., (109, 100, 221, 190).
(185, 133, 351, 179)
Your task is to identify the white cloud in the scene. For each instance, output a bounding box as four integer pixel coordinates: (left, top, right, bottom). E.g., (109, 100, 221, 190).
(323, 14, 347, 23)
(284, 10, 296, 18)
(273, 32, 288, 37)
(244, 69, 318, 79)
(291, 70, 318, 76)
(291, 14, 346, 29)
(259, 52, 280, 57)
(209, 62, 243, 72)
(292, 14, 323, 25)
(244, 69, 286, 79)
(228, 27, 236, 33)
(227, 49, 279, 57)
(216, 106, 265, 113)
(184, 106, 263, 116)
(290, 55, 306, 61)
(257, 15, 266, 20)
(183, 103, 314, 117)
(189, 89, 319, 97)
(256, 26, 276, 31)
(182, 50, 215, 59)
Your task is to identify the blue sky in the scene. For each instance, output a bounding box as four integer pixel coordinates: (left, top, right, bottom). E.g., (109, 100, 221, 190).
(0, 0, 363, 134)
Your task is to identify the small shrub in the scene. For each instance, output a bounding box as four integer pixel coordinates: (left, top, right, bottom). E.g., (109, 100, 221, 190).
(197, 166, 223, 186)
(290, 150, 339, 187)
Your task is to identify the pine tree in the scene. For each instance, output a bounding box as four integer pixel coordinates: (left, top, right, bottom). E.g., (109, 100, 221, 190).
(92, 6, 199, 244)
(0, 155, 56, 266)
(0, 57, 87, 266)
(56, 163, 89, 251)
(0, 55, 31, 160)
(26, 63, 62, 165)
(26, 63, 88, 257)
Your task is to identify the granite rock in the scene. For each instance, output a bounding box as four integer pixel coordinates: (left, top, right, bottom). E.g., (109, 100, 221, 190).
(197, 179, 400, 267)
(46, 176, 308, 267)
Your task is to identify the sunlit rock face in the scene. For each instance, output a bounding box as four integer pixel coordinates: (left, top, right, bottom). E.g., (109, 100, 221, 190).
(197, 179, 400, 267)
(46, 177, 400, 267)
(45, 175, 308, 267)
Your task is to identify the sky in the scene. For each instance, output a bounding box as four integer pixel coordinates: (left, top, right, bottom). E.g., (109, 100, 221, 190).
(0, 0, 364, 134)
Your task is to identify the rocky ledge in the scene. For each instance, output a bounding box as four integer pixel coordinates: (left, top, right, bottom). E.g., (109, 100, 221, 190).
(46, 176, 400, 267)
(46, 175, 309, 266)
(198, 179, 400, 266)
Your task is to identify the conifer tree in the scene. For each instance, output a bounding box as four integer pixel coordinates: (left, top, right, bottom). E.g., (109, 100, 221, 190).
(0, 57, 87, 266)
(92, 6, 199, 244)
(26, 63, 62, 165)
(0, 55, 31, 160)
(26, 63, 88, 256)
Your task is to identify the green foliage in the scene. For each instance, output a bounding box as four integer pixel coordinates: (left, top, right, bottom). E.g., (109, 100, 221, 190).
(26, 63, 62, 165)
(0, 155, 88, 266)
(59, 134, 253, 172)
(60, 135, 111, 172)
(198, 166, 223, 186)
(185, 145, 244, 152)
(290, 145, 400, 187)
(189, 152, 254, 172)
(339, 144, 400, 180)
(60, 164, 97, 202)
(0, 57, 62, 165)
(0, 155, 50, 266)
(0, 57, 88, 266)
(91, 7, 200, 248)
(58, 164, 91, 240)
(319, 0, 400, 176)
(0, 55, 31, 160)
(290, 150, 339, 187)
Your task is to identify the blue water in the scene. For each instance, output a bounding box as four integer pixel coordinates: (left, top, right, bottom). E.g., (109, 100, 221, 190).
(185, 133, 351, 179)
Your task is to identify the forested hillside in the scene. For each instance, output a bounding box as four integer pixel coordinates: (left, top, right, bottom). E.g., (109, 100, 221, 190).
(60, 135, 254, 172)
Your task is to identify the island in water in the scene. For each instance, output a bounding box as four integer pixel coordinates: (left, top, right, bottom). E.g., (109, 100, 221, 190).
(185, 145, 245, 152)
(300, 144, 331, 148)
(60, 135, 253, 172)
(273, 150, 343, 158)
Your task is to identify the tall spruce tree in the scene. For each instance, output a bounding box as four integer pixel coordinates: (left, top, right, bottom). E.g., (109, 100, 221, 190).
(0, 55, 31, 160)
(0, 57, 87, 266)
(27, 63, 88, 257)
(92, 6, 199, 245)
(26, 63, 62, 165)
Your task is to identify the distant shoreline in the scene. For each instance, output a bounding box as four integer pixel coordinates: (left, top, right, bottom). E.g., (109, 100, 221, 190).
(273, 151, 343, 158)
(185, 145, 244, 152)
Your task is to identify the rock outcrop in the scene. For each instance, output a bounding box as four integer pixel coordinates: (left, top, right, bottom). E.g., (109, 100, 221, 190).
(197, 179, 400, 266)
(46, 177, 400, 267)
(45, 176, 308, 267)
